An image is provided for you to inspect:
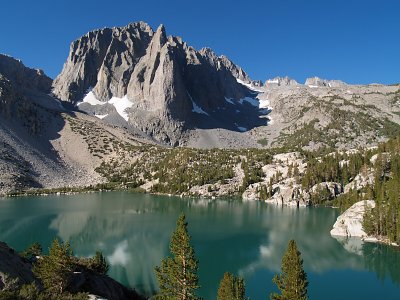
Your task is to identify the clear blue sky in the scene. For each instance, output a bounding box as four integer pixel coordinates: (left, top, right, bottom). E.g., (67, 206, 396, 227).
(1, 0, 399, 84)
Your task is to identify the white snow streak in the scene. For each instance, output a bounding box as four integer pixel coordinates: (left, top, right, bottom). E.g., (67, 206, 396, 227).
(224, 97, 235, 104)
(239, 96, 259, 107)
(95, 114, 108, 119)
(188, 92, 209, 115)
(78, 91, 106, 106)
(108, 95, 134, 121)
(236, 78, 264, 92)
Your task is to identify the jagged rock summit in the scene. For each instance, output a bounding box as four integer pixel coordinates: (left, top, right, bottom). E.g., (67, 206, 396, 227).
(265, 76, 299, 87)
(305, 76, 346, 87)
(53, 21, 266, 145)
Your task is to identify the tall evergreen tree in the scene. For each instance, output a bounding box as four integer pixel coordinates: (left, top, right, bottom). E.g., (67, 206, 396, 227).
(155, 213, 200, 300)
(89, 251, 109, 275)
(33, 238, 74, 296)
(270, 240, 308, 300)
(217, 272, 246, 300)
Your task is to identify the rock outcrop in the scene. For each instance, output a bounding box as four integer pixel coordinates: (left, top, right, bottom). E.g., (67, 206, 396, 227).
(265, 179, 311, 207)
(330, 200, 375, 237)
(265, 76, 299, 87)
(311, 181, 343, 198)
(305, 76, 346, 87)
(0, 242, 35, 289)
(242, 152, 311, 206)
(53, 22, 260, 145)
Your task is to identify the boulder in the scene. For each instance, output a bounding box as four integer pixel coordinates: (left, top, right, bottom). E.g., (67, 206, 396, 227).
(266, 181, 311, 207)
(330, 200, 375, 237)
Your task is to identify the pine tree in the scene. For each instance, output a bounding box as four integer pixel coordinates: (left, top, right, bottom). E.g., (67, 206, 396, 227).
(90, 251, 109, 274)
(21, 242, 42, 261)
(155, 213, 200, 300)
(270, 240, 308, 300)
(33, 238, 74, 296)
(217, 272, 246, 300)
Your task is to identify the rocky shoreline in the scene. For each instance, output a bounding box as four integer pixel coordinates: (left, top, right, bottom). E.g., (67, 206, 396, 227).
(330, 200, 399, 247)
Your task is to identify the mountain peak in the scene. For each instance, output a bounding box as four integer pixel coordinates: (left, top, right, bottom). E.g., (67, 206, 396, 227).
(265, 76, 298, 87)
(305, 77, 346, 87)
(52, 22, 254, 145)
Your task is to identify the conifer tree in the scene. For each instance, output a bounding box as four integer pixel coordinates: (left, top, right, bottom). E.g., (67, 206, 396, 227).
(90, 251, 109, 274)
(155, 213, 200, 300)
(270, 240, 308, 300)
(33, 238, 74, 296)
(217, 272, 246, 300)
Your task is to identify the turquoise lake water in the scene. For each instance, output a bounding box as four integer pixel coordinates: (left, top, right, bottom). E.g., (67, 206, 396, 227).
(0, 191, 399, 299)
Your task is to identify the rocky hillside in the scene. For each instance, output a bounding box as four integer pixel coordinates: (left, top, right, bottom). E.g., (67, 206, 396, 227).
(0, 54, 147, 195)
(253, 79, 400, 151)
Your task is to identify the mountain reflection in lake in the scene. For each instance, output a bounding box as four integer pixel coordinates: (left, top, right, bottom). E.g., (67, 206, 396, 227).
(0, 192, 399, 299)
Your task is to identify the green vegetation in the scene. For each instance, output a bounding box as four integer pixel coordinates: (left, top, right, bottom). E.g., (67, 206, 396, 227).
(155, 213, 200, 300)
(217, 272, 246, 300)
(257, 138, 269, 146)
(362, 138, 400, 244)
(0, 239, 124, 300)
(302, 150, 374, 187)
(270, 95, 400, 153)
(20, 242, 42, 261)
(33, 239, 74, 295)
(96, 146, 272, 196)
(270, 240, 309, 300)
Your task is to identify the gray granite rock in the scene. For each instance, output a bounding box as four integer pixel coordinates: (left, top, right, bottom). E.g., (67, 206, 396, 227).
(52, 22, 255, 145)
(305, 76, 346, 87)
(330, 200, 375, 237)
(265, 76, 299, 87)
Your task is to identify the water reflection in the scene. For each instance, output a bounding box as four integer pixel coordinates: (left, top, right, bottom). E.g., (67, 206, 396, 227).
(0, 192, 399, 299)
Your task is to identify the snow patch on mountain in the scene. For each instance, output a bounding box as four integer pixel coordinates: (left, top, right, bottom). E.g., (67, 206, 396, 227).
(78, 91, 106, 106)
(239, 96, 260, 107)
(108, 96, 134, 121)
(236, 78, 264, 92)
(188, 93, 209, 116)
(225, 97, 235, 105)
(95, 114, 108, 119)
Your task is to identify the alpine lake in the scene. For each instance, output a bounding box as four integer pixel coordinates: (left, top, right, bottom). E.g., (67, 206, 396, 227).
(0, 191, 399, 299)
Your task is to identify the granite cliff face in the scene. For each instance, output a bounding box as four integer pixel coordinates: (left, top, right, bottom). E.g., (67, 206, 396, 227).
(53, 22, 261, 145)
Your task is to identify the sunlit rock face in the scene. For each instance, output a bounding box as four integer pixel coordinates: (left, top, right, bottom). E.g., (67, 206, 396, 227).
(330, 200, 375, 237)
(52, 22, 264, 145)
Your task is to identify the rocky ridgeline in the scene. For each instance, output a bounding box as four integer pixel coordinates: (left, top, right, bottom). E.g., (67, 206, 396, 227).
(304, 76, 346, 88)
(53, 22, 256, 145)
